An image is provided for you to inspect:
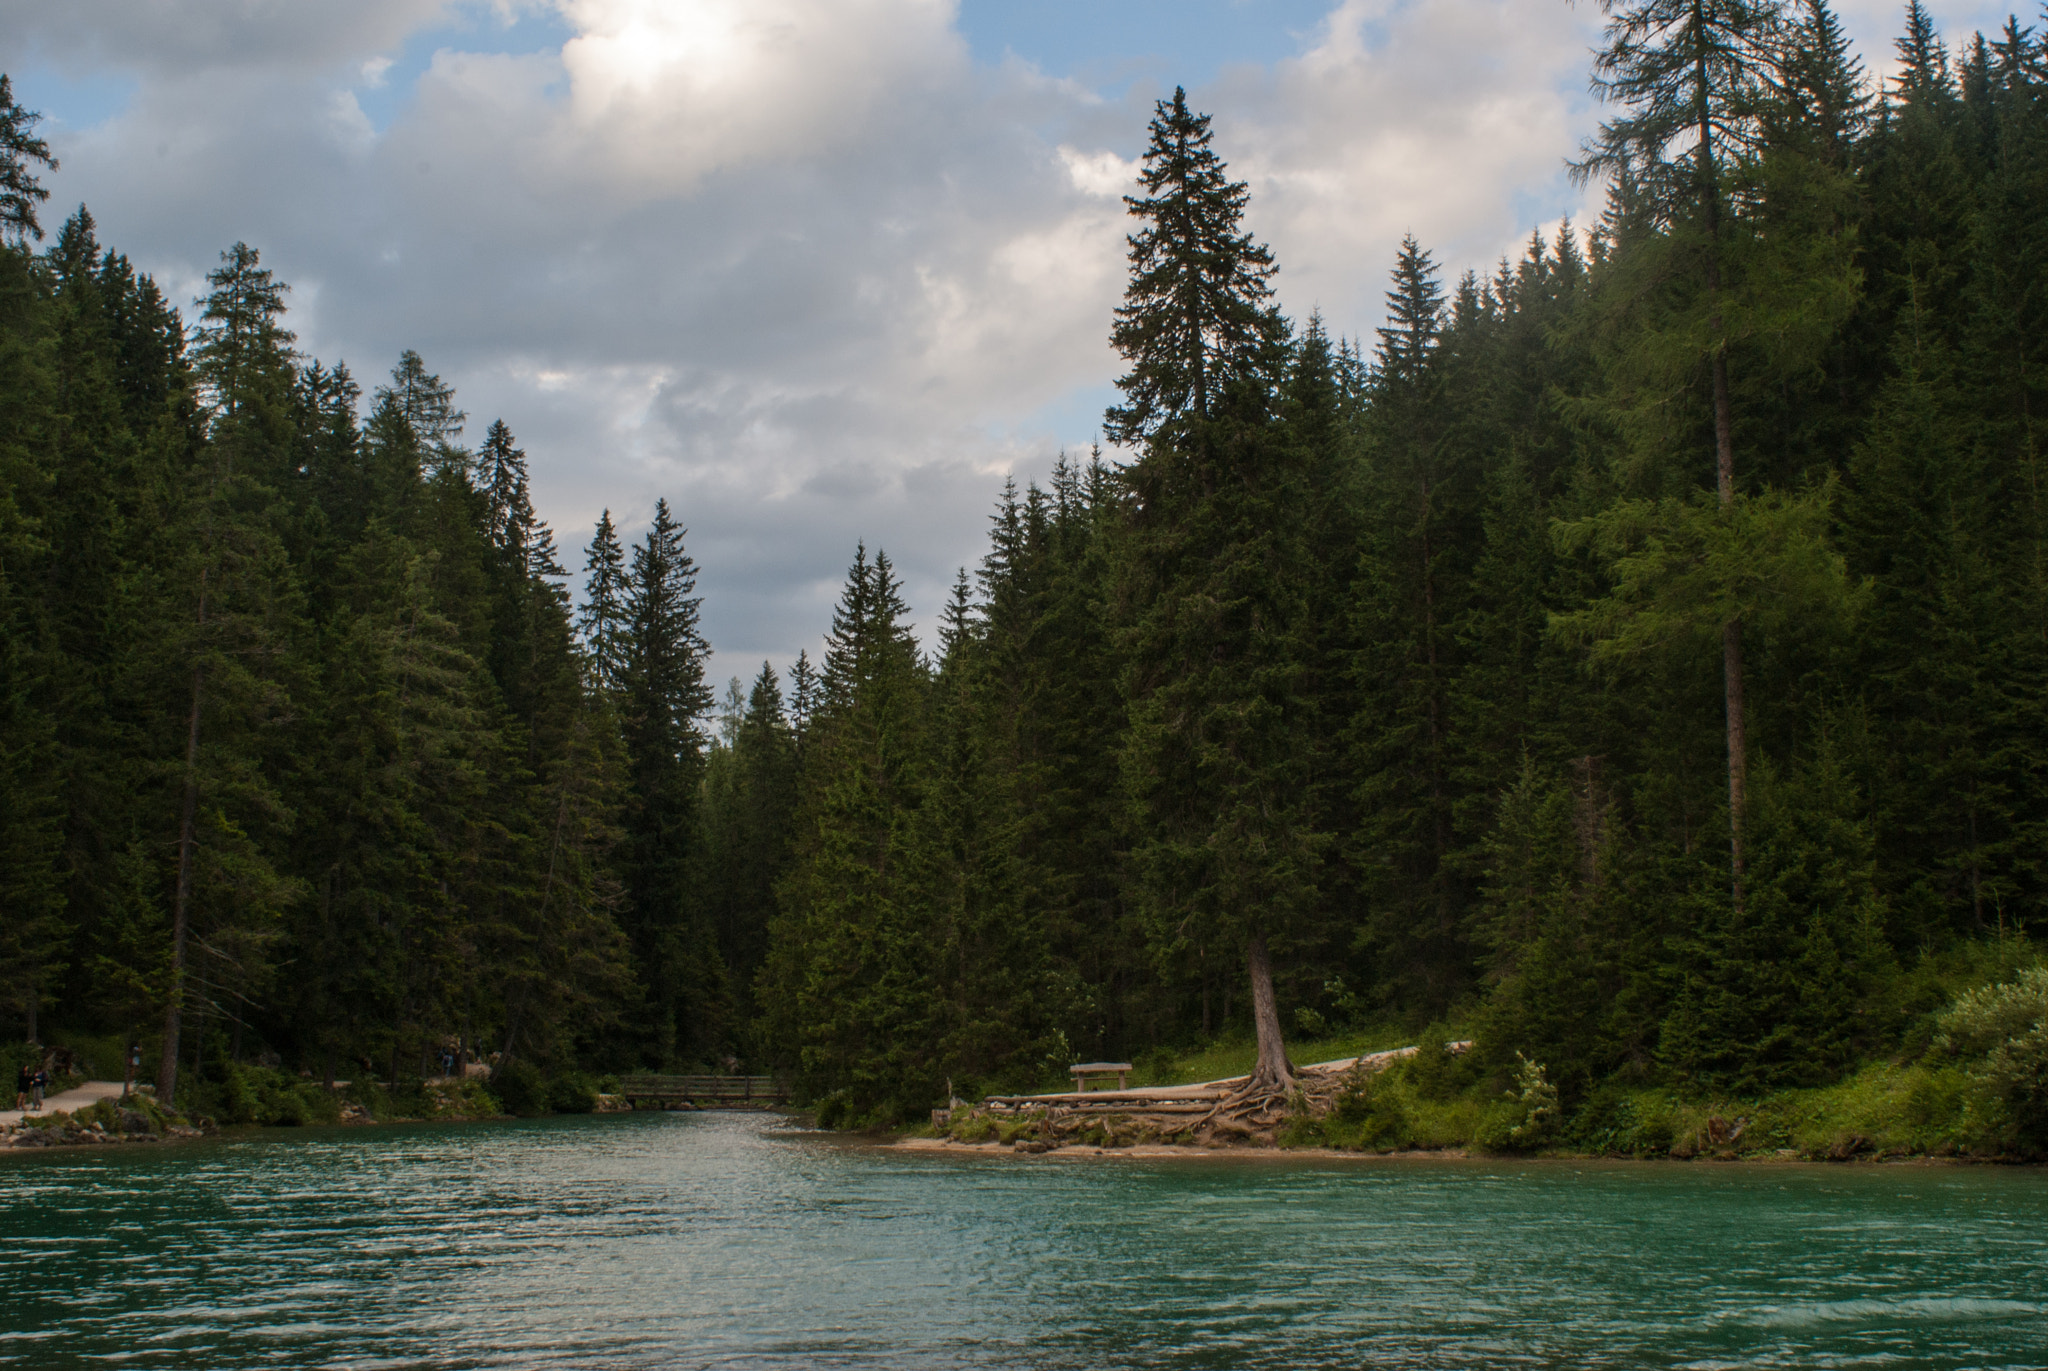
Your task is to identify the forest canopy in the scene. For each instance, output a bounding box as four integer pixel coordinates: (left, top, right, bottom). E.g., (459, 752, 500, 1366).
(3, 2, 2047, 1141)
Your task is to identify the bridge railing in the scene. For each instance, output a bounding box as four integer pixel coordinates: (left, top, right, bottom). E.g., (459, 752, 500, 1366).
(617, 1074, 788, 1105)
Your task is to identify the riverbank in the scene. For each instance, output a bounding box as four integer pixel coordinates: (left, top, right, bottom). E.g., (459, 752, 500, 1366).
(0, 1085, 207, 1150)
(924, 1040, 2047, 1165)
(0, 1077, 743, 1153)
(892, 1136, 2016, 1165)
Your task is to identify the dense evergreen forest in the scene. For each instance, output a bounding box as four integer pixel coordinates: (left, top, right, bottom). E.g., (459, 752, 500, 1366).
(5, 2, 2048, 1143)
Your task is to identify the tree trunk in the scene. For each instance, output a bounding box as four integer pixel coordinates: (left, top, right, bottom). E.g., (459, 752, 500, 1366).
(1245, 933, 1292, 1092)
(1711, 341, 1746, 912)
(1722, 614, 1747, 908)
(158, 661, 204, 1107)
(1697, 15, 1746, 916)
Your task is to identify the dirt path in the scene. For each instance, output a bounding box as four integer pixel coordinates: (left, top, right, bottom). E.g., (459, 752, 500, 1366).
(1, 1080, 127, 1127)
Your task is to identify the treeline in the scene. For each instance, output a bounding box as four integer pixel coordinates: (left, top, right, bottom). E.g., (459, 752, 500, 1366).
(752, 0, 2048, 1120)
(4, 0, 2047, 1125)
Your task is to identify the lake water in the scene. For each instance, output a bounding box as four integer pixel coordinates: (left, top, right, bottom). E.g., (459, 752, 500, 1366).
(3, 1111, 2045, 1369)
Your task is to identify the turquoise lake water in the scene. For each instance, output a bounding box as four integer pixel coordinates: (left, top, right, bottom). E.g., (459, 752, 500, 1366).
(2, 1110, 2045, 1368)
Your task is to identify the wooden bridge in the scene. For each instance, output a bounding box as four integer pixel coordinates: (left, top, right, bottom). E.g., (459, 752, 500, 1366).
(617, 1074, 790, 1109)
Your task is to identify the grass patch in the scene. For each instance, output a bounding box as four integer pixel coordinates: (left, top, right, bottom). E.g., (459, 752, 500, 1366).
(1129, 1025, 1449, 1091)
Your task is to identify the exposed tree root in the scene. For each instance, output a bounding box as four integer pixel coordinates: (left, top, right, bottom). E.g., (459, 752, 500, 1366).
(948, 1043, 1472, 1150)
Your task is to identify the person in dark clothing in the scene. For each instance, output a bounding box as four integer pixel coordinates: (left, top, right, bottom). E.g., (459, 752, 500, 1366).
(13, 1064, 27, 1111)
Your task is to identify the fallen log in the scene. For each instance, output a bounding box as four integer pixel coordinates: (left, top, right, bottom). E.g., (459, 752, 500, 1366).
(945, 1042, 1475, 1150)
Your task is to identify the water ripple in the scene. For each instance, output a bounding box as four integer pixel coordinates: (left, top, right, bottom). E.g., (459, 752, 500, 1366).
(4, 1116, 2046, 1369)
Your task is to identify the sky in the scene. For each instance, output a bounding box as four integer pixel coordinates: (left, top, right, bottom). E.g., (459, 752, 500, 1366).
(0, 0, 2027, 682)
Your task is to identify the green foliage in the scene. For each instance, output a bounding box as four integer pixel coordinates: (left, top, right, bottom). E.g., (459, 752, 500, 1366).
(1473, 1054, 1561, 1154)
(491, 1060, 548, 1117)
(1105, 87, 1284, 443)
(199, 1064, 340, 1127)
(1552, 483, 1860, 661)
(1936, 965, 2048, 1151)
(12, 7, 2048, 1145)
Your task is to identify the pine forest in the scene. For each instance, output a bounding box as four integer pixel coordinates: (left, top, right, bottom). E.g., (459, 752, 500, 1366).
(7, 1, 2048, 1155)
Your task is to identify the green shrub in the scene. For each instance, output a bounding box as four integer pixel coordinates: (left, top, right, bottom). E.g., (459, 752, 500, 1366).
(1937, 965, 2048, 1152)
(1569, 1090, 1676, 1156)
(545, 1074, 599, 1114)
(491, 1061, 547, 1117)
(1320, 1064, 1413, 1151)
(423, 1079, 503, 1119)
(1476, 1054, 1559, 1153)
(994, 1115, 1041, 1145)
(205, 1064, 339, 1126)
(814, 1092, 851, 1129)
(1406, 1034, 1482, 1101)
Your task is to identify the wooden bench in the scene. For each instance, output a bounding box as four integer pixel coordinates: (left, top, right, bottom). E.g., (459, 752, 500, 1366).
(1068, 1061, 1133, 1092)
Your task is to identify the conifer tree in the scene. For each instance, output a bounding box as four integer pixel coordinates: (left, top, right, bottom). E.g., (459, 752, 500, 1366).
(1104, 87, 1284, 445)
(0, 75, 55, 243)
(1351, 237, 1487, 1005)
(578, 510, 630, 697)
(156, 242, 306, 1105)
(1769, 0, 1871, 162)
(761, 546, 936, 1119)
(1108, 93, 1314, 1092)
(1573, 0, 1794, 908)
(618, 498, 714, 1061)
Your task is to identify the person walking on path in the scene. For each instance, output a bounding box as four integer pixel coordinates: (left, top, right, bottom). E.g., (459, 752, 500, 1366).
(13, 1063, 28, 1111)
(30, 1067, 48, 1111)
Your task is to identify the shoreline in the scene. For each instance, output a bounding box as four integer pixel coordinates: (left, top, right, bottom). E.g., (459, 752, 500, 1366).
(0, 1098, 793, 1155)
(6, 1102, 2034, 1166)
(890, 1135, 2030, 1166)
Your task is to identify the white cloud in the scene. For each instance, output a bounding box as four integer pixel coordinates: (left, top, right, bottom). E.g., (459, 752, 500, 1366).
(1059, 145, 1138, 198)
(1203, 0, 1600, 325)
(11, 0, 1859, 669)
(551, 0, 965, 194)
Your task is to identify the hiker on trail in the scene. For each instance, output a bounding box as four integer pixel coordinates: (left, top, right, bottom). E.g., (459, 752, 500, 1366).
(13, 1064, 28, 1111)
(30, 1067, 47, 1111)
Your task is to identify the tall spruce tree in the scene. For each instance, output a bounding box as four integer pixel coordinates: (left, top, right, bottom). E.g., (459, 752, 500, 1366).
(618, 498, 714, 1061)
(760, 546, 937, 1119)
(1108, 92, 1311, 1093)
(1104, 87, 1284, 446)
(156, 242, 306, 1105)
(578, 511, 629, 697)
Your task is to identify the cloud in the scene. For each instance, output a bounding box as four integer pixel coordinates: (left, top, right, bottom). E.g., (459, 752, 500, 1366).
(551, 0, 964, 193)
(0, 0, 458, 71)
(1203, 0, 1599, 324)
(0, 0, 1705, 672)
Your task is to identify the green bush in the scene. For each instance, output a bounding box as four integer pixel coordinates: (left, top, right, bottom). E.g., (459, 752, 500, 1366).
(1406, 1034, 1482, 1101)
(1569, 1090, 1676, 1157)
(544, 1074, 599, 1114)
(1328, 1066, 1411, 1150)
(1476, 1054, 1558, 1153)
(1937, 965, 2048, 1152)
(206, 1064, 339, 1126)
(491, 1061, 547, 1117)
